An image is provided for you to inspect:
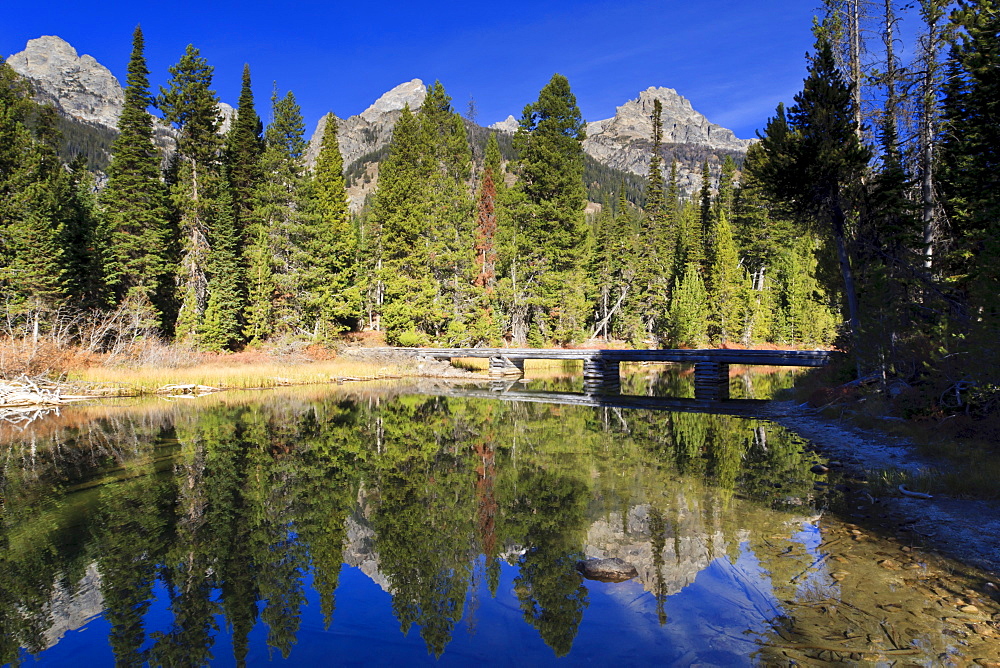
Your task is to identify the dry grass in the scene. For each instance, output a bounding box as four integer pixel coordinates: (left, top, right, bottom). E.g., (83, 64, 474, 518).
(0, 331, 417, 396)
(67, 358, 408, 395)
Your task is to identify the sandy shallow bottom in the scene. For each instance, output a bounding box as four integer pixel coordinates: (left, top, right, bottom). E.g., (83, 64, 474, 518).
(772, 402, 1000, 577)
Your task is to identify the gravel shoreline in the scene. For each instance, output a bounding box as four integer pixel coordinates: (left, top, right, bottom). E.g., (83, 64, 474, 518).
(771, 401, 1000, 577)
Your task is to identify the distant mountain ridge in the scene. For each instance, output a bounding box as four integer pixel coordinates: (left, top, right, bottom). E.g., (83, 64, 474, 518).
(5, 35, 230, 170)
(304, 80, 427, 210)
(6, 35, 753, 199)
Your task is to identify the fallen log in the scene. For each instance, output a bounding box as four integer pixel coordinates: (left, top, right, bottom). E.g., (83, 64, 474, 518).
(156, 384, 220, 396)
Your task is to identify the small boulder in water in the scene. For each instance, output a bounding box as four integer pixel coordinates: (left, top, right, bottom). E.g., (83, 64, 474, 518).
(576, 558, 638, 583)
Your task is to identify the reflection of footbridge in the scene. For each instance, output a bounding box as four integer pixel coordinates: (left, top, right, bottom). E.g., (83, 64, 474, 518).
(426, 384, 788, 419)
(396, 348, 833, 400)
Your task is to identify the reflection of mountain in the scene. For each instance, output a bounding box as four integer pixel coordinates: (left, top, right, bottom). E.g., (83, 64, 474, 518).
(343, 515, 390, 593)
(43, 563, 104, 649)
(585, 504, 734, 595)
(585, 504, 815, 598)
(342, 497, 810, 603)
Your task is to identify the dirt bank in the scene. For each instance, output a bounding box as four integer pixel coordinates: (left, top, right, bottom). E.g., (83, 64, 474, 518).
(773, 401, 1000, 577)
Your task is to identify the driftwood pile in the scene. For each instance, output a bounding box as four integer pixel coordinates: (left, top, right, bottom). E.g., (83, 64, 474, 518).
(0, 376, 89, 425)
(1, 376, 80, 407)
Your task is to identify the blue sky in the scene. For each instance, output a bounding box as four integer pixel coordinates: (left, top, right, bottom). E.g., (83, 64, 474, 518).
(3, 0, 826, 139)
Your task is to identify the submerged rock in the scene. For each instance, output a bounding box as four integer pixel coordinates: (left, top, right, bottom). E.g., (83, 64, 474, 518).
(576, 557, 638, 583)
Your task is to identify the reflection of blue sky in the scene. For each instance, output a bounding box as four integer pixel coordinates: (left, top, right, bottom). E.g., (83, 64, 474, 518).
(789, 520, 841, 604)
(25, 543, 795, 665)
(565, 542, 783, 666)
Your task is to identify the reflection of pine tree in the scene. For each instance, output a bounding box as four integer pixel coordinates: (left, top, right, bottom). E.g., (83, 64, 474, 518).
(509, 467, 589, 658)
(93, 471, 171, 667)
(369, 398, 476, 657)
(242, 411, 308, 659)
(648, 507, 669, 626)
(474, 440, 500, 597)
(707, 415, 749, 491)
(671, 411, 708, 474)
(293, 405, 361, 630)
(196, 406, 260, 666)
(149, 422, 220, 667)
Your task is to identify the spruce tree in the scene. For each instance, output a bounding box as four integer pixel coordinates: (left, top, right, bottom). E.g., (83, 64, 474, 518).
(635, 99, 669, 343)
(373, 82, 473, 345)
(940, 0, 1000, 308)
(160, 44, 223, 342)
(200, 182, 243, 350)
(100, 26, 170, 320)
(367, 105, 424, 341)
(509, 73, 587, 343)
(300, 113, 360, 337)
(6, 175, 68, 310)
(417, 81, 474, 344)
(245, 88, 308, 341)
(224, 64, 264, 253)
(373, 105, 435, 344)
(699, 161, 712, 239)
(588, 196, 615, 340)
(60, 158, 106, 308)
(716, 155, 737, 222)
(757, 37, 870, 343)
(706, 209, 744, 344)
(1, 66, 105, 315)
(668, 262, 709, 347)
(660, 159, 683, 281)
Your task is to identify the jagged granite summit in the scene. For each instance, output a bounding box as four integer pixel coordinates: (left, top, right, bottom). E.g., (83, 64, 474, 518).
(305, 79, 427, 209)
(305, 79, 426, 167)
(587, 86, 752, 157)
(584, 86, 754, 193)
(488, 86, 752, 195)
(7, 35, 124, 128)
(489, 114, 519, 133)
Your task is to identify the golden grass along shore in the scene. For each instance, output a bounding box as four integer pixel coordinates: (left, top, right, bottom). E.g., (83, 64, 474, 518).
(64, 358, 415, 395)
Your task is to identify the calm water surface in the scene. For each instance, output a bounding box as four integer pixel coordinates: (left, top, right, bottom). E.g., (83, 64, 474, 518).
(2, 369, 998, 665)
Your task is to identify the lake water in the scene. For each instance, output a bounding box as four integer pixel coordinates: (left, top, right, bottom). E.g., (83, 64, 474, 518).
(2, 368, 998, 665)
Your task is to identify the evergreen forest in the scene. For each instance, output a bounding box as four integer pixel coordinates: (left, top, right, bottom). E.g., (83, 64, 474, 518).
(1, 0, 999, 417)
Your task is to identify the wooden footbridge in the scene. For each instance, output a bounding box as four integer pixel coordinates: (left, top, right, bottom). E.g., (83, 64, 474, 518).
(401, 347, 834, 400)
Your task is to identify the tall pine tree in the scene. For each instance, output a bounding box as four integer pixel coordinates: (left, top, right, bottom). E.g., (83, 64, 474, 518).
(299, 113, 360, 337)
(100, 26, 170, 321)
(758, 37, 870, 345)
(244, 88, 308, 342)
(508, 74, 587, 343)
(160, 44, 223, 342)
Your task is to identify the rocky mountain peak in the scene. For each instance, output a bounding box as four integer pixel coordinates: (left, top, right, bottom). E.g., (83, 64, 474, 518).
(489, 115, 519, 133)
(583, 86, 754, 195)
(359, 78, 426, 123)
(305, 79, 428, 210)
(6, 35, 124, 128)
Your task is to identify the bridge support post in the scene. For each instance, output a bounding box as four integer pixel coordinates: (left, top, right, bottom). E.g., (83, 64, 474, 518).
(582, 357, 621, 395)
(694, 362, 730, 400)
(489, 356, 524, 377)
